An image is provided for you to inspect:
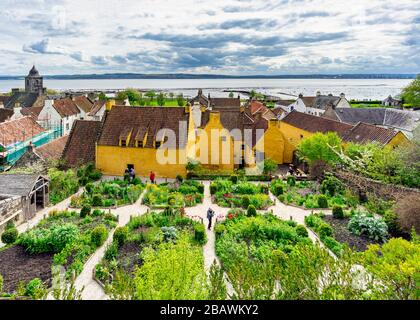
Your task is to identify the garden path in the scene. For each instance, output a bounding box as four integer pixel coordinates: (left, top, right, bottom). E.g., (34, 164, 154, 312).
(74, 192, 150, 300)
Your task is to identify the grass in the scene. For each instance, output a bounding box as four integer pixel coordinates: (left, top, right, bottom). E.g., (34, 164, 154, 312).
(131, 99, 184, 107)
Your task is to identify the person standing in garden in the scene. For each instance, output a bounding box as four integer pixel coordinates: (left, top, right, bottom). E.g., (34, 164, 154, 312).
(129, 167, 135, 182)
(207, 207, 215, 230)
(150, 171, 156, 184)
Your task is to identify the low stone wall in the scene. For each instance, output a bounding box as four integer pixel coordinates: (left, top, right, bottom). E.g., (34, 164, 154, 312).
(333, 170, 420, 201)
(0, 195, 24, 233)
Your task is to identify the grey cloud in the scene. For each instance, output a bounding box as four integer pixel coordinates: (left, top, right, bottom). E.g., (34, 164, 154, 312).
(91, 56, 108, 65)
(198, 18, 278, 30)
(23, 38, 63, 54)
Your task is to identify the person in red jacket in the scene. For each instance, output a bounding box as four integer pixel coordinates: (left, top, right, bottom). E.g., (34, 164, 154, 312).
(150, 171, 156, 184)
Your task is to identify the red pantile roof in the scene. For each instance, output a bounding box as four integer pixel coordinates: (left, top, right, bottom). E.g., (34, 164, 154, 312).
(62, 120, 102, 167)
(53, 98, 80, 117)
(342, 122, 399, 145)
(73, 96, 93, 113)
(0, 116, 45, 147)
(35, 135, 68, 160)
(20, 106, 43, 120)
(88, 100, 106, 116)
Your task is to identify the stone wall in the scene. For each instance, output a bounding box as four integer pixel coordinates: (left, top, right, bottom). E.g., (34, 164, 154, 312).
(0, 196, 24, 233)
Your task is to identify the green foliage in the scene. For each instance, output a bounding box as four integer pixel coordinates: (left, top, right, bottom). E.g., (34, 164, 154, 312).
(0, 273, 3, 293)
(80, 205, 91, 218)
(317, 195, 328, 208)
(194, 224, 206, 244)
(362, 238, 420, 299)
(298, 132, 342, 165)
(214, 224, 226, 237)
(156, 92, 166, 106)
(208, 261, 227, 300)
(383, 210, 402, 237)
(274, 185, 284, 196)
(25, 278, 47, 300)
(92, 194, 103, 207)
(263, 158, 277, 174)
(230, 175, 238, 184)
(296, 225, 308, 238)
(48, 168, 79, 204)
(321, 173, 344, 196)
(162, 226, 178, 243)
(401, 74, 420, 107)
(348, 213, 388, 242)
(305, 214, 343, 255)
(176, 94, 185, 106)
(286, 175, 296, 186)
(332, 205, 344, 219)
(91, 224, 108, 247)
(113, 226, 129, 247)
(1, 227, 18, 244)
(241, 195, 250, 208)
(116, 88, 142, 105)
(246, 205, 257, 217)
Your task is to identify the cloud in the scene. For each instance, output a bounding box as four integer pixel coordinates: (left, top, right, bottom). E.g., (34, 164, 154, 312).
(23, 38, 65, 54)
(91, 56, 108, 65)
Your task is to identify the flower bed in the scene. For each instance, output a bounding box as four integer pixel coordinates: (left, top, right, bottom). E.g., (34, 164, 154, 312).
(0, 209, 117, 294)
(270, 175, 358, 209)
(95, 210, 207, 299)
(210, 179, 273, 210)
(70, 178, 144, 208)
(142, 180, 204, 208)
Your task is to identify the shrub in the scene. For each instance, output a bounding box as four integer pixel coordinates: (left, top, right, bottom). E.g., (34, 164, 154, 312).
(161, 226, 178, 243)
(113, 226, 129, 247)
(196, 184, 204, 194)
(274, 185, 284, 196)
(242, 196, 250, 209)
(287, 176, 296, 186)
(25, 278, 46, 299)
(50, 224, 80, 252)
(194, 224, 206, 244)
(91, 224, 108, 247)
(296, 225, 308, 238)
(230, 175, 238, 184)
(321, 173, 343, 196)
(210, 183, 217, 195)
(104, 242, 118, 261)
(80, 205, 91, 218)
(132, 177, 142, 185)
(393, 194, 420, 234)
(247, 205, 257, 217)
(167, 196, 176, 206)
(92, 194, 103, 207)
(260, 184, 269, 194)
(92, 209, 104, 217)
(348, 213, 388, 242)
(1, 227, 18, 244)
(85, 182, 95, 194)
(214, 224, 226, 237)
(383, 210, 402, 237)
(163, 206, 174, 216)
(332, 206, 344, 219)
(0, 273, 3, 293)
(318, 224, 333, 238)
(317, 195, 328, 208)
(176, 175, 183, 183)
(5, 221, 15, 230)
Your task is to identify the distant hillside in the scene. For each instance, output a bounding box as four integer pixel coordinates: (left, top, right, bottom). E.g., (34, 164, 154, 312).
(0, 73, 417, 80)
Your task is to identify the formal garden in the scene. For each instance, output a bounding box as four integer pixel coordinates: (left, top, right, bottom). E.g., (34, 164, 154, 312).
(0, 208, 117, 298)
(210, 178, 273, 210)
(95, 210, 208, 299)
(70, 178, 144, 208)
(142, 180, 204, 208)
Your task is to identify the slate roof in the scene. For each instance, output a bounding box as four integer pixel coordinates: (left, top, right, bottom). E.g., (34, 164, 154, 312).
(28, 65, 40, 77)
(276, 99, 295, 106)
(20, 106, 43, 120)
(0, 117, 45, 147)
(53, 98, 80, 117)
(4, 92, 40, 109)
(327, 107, 420, 133)
(35, 135, 68, 160)
(0, 174, 45, 196)
(299, 95, 343, 110)
(282, 111, 353, 136)
(98, 106, 189, 149)
(0, 95, 9, 105)
(0, 109, 13, 123)
(88, 100, 106, 116)
(189, 90, 241, 109)
(62, 120, 102, 167)
(342, 122, 399, 145)
(73, 96, 94, 113)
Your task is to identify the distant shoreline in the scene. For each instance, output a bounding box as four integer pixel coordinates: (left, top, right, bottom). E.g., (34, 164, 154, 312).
(0, 73, 416, 80)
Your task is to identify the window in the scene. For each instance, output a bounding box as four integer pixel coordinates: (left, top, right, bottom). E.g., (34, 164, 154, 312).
(137, 141, 143, 148)
(66, 123, 69, 131)
(121, 140, 127, 147)
(155, 141, 161, 149)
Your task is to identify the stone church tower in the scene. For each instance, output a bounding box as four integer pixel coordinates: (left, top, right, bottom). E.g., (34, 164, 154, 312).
(25, 65, 44, 96)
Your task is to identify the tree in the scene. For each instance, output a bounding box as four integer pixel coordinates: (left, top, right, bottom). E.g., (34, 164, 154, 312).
(249, 90, 257, 99)
(98, 92, 107, 100)
(177, 94, 185, 106)
(169, 92, 174, 99)
(263, 158, 277, 174)
(401, 74, 420, 107)
(297, 132, 342, 165)
(156, 92, 166, 106)
(117, 89, 142, 105)
(145, 90, 156, 102)
(229, 92, 234, 98)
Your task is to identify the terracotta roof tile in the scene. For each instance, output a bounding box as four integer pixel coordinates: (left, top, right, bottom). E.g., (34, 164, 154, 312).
(62, 120, 102, 167)
(73, 96, 94, 113)
(0, 116, 45, 147)
(88, 100, 106, 116)
(342, 122, 399, 145)
(20, 106, 43, 120)
(53, 98, 80, 117)
(35, 135, 68, 160)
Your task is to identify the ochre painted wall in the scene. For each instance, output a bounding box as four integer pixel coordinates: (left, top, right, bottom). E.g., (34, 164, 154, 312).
(96, 145, 187, 178)
(279, 121, 313, 163)
(386, 131, 410, 149)
(259, 120, 285, 164)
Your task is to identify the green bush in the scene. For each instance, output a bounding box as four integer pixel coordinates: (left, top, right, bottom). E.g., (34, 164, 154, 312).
(230, 175, 238, 184)
(176, 175, 184, 183)
(332, 206, 344, 219)
(91, 224, 108, 247)
(287, 176, 296, 186)
(80, 205, 91, 218)
(348, 213, 388, 242)
(214, 224, 226, 237)
(92, 209, 104, 217)
(275, 185, 284, 196)
(132, 177, 142, 185)
(113, 226, 129, 247)
(194, 224, 206, 244)
(383, 210, 401, 237)
(92, 194, 103, 207)
(260, 184, 269, 194)
(1, 227, 18, 244)
(247, 205, 257, 217)
(210, 183, 217, 195)
(25, 278, 46, 299)
(321, 173, 343, 196)
(318, 224, 333, 238)
(242, 196, 250, 209)
(196, 184, 204, 194)
(296, 225, 308, 238)
(85, 182, 95, 194)
(317, 195, 328, 208)
(104, 242, 118, 261)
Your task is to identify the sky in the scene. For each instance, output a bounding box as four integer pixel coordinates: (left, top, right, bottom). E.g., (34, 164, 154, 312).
(0, 0, 419, 75)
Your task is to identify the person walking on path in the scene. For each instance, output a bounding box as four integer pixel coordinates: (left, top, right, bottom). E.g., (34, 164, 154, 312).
(207, 207, 215, 230)
(150, 171, 156, 184)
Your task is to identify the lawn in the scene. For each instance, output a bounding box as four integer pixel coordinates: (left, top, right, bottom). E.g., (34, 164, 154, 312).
(95, 210, 208, 299)
(210, 179, 273, 210)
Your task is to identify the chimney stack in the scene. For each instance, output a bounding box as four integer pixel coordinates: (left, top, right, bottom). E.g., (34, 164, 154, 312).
(316, 91, 321, 97)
